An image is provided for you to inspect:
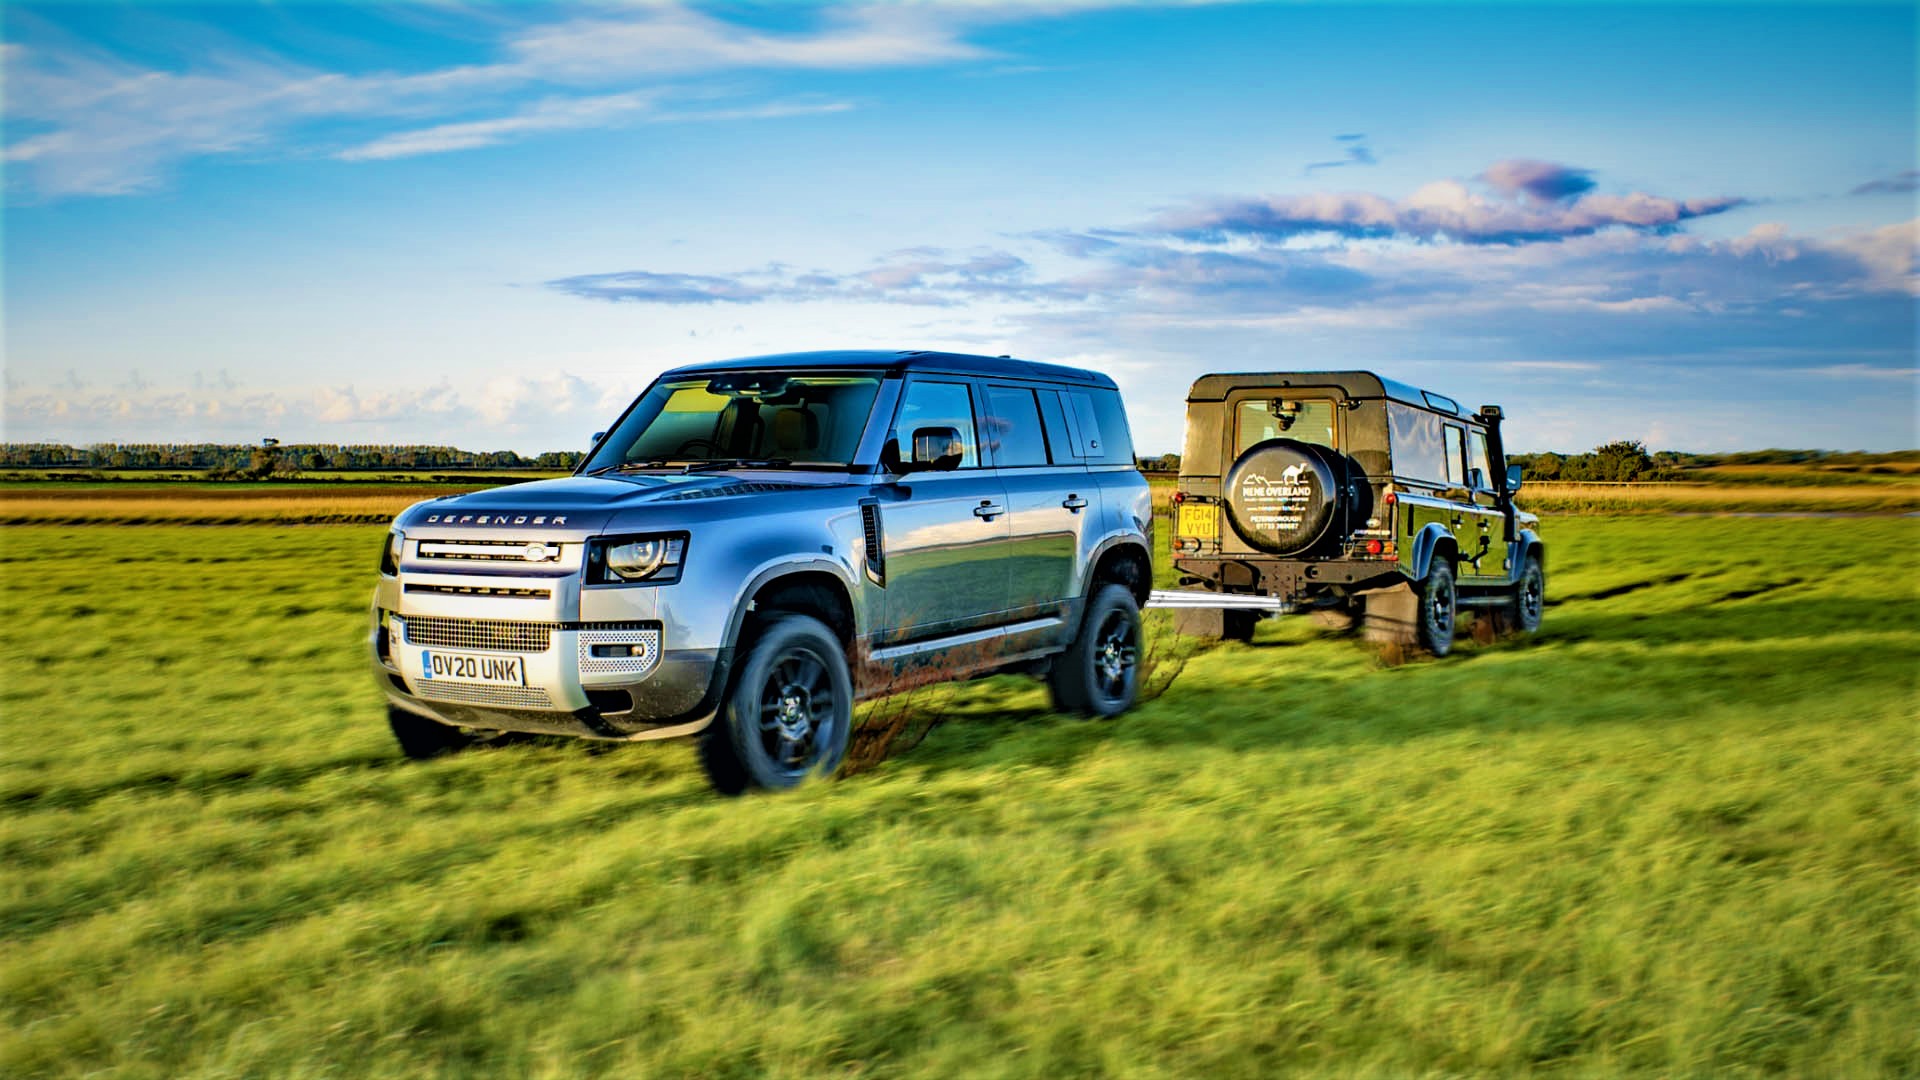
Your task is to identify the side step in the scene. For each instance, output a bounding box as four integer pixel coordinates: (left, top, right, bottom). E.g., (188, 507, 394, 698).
(1147, 589, 1296, 613)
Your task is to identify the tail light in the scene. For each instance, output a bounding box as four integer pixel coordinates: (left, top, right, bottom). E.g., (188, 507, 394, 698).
(1367, 539, 1383, 555)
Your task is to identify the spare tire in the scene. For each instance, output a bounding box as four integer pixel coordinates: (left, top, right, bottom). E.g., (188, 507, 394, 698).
(1223, 438, 1343, 555)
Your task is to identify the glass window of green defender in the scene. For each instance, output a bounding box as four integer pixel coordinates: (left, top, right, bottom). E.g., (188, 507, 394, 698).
(1236, 398, 1335, 456)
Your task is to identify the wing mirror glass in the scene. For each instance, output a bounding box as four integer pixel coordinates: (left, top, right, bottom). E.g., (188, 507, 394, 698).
(1506, 463, 1525, 491)
(590, 430, 607, 448)
(910, 426, 964, 472)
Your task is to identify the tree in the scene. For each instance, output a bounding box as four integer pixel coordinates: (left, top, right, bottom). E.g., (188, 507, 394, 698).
(1591, 439, 1654, 482)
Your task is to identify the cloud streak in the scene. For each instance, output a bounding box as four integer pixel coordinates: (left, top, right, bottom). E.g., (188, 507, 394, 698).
(2, 4, 982, 196)
(1151, 160, 1745, 245)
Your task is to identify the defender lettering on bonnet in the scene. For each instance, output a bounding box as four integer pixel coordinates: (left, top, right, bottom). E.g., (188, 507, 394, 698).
(371, 349, 1154, 795)
(423, 513, 567, 525)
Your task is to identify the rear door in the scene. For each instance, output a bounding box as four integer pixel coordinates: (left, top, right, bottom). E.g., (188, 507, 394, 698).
(984, 383, 1088, 624)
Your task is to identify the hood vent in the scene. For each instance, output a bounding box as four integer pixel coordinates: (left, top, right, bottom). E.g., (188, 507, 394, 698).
(658, 481, 803, 501)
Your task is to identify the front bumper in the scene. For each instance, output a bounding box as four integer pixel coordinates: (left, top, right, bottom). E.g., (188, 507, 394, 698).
(371, 613, 731, 740)
(368, 535, 736, 740)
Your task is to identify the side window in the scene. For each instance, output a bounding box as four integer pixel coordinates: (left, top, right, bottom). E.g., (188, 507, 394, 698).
(894, 380, 979, 468)
(1387, 402, 1446, 484)
(983, 386, 1049, 467)
(1466, 429, 1493, 490)
(1064, 391, 1104, 457)
(1087, 388, 1135, 465)
(1442, 425, 1466, 486)
(1036, 391, 1076, 464)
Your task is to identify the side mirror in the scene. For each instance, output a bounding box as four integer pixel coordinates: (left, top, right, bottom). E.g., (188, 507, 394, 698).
(590, 430, 607, 448)
(1506, 463, 1524, 492)
(911, 426, 964, 472)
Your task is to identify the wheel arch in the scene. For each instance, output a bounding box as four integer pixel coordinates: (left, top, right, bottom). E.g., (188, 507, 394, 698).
(726, 560, 859, 654)
(1409, 522, 1458, 580)
(1086, 535, 1153, 607)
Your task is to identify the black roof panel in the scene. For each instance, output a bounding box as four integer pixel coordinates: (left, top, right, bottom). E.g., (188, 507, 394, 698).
(660, 350, 1116, 388)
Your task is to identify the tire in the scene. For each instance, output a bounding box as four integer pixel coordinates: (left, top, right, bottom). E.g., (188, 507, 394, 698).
(1489, 554, 1545, 637)
(1048, 584, 1143, 718)
(1415, 559, 1458, 657)
(700, 615, 852, 793)
(388, 704, 475, 760)
(1222, 439, 1345, 555)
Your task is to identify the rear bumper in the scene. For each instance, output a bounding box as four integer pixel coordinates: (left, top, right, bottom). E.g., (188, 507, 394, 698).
(1173, 556, 1405, 600)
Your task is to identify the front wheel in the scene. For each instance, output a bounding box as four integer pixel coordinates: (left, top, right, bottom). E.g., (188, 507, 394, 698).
(1048, 584, 1143, 717)
(701, 614, 852, 793)
(1416, 559, 1457, 657)
(1489, 555, 1545, 636)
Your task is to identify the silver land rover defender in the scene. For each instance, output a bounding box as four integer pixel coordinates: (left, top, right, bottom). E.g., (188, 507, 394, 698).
(370, 351, 1153, 792)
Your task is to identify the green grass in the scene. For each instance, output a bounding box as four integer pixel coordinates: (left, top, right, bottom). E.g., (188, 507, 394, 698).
(3, 518, 1917, 1077)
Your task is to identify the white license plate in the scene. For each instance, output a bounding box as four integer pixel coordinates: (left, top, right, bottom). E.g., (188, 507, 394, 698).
(417, 649, 525, 686)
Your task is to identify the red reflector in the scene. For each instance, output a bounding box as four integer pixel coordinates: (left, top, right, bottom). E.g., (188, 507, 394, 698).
(1367, 539, 1383, 555)
(1384, 491, 1397, 506)
(1172, 491, 1185, 504)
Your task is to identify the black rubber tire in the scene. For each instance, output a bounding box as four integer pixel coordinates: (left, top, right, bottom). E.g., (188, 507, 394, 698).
(1047, 584, 1143, 718)
(388, 704, 475, 760)
(700, 615, 852, 793)
(1416, 559, 1458, 657)
(1222, 609, 1258, 643)
(1489, 555, 1545, 637)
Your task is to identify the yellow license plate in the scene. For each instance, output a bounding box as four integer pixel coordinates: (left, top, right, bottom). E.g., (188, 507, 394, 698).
(1176, 503, 1218, 537)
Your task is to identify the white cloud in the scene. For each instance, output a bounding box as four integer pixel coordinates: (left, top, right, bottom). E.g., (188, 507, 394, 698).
(2, 3, 985, 197)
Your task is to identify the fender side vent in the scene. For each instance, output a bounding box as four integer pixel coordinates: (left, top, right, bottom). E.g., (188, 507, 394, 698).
(860, 502, 885, 585)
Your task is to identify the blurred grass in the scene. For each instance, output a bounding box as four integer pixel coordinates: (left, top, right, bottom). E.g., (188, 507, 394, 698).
(2, 515, 1916, 1077)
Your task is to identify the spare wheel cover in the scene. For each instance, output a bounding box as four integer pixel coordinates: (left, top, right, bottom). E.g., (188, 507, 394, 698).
(1224, 439, 1339, 554)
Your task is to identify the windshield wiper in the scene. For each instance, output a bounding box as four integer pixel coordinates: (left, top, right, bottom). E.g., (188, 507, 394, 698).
(585, 459, 676, 476)
(682, 457, 793, 473)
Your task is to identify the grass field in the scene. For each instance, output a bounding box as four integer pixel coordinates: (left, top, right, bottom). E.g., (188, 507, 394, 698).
(3, 513, 1916, 1077)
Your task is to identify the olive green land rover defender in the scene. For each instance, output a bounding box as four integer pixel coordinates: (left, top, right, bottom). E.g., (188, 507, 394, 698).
(1169, 371, 1544, 656)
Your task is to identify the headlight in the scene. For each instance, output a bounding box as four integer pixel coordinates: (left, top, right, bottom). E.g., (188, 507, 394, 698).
(379, 529, 403, 575)
(589, 533, 687, 584)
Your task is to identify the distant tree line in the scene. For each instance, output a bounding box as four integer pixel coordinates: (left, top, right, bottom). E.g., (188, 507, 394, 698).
(2, 443, 586, 476)
(1133, 443, 1914, 480)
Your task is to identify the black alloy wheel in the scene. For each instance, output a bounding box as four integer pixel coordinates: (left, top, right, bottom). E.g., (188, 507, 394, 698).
(703, 614, 852, 793)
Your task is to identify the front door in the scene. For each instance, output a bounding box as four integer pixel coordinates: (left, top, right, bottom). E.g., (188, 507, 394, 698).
(877, 378, 1011, 643)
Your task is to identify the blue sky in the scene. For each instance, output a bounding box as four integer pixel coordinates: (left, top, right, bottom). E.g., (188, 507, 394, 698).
(4, 1, 1915, 454)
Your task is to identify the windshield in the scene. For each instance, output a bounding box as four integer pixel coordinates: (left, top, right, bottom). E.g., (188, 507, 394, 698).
(581, 372, 883, 472)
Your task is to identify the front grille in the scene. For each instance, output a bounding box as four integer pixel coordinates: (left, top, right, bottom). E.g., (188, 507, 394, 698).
(413, 681, 555, 709)
(399, 616, 552, 653)
(405, 583, 552, 599)
(418, 539, 562, 562)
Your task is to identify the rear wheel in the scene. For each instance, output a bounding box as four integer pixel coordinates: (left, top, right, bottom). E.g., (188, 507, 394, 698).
(1048, 584, 1143, 717)
(388, 705, 475, 760)
(1416, 559, 1457, 657)
(701, 615, 852, 793)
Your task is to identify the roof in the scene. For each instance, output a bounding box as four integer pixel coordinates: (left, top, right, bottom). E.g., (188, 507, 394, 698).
(659, 350, 1117, 389)
(1185, 370, 1466, 416)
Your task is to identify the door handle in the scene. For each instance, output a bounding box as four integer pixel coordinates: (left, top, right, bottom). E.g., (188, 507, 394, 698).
(1062, 495, 1088, 512)
(973, 501, 1004, 521)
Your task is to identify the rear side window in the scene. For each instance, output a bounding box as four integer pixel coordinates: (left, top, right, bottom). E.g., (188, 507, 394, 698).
(1062, 388, 1136, 466)
(1037, 391, 1076, 464)
(983, 386, 1049, 467)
